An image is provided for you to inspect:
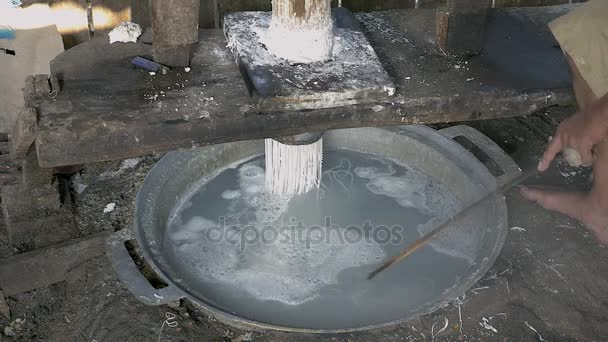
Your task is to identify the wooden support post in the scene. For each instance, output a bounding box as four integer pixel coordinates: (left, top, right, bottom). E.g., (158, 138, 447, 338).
(12, 73, 59, 161)
(1, 147, 77, 250)
(267, 0, 333, 63)
(436, 0, 492, 56)
(0, 135, 18, 187)
(150, 0, 200, 67)
(8, 107, 37, 161)
(272, 0, 332, 28)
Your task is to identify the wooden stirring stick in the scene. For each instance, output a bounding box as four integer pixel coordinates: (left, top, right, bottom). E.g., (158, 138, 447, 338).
(368, 170, 535, 280)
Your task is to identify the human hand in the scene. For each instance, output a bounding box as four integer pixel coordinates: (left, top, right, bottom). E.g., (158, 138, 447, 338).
(538, 96, 608, 171)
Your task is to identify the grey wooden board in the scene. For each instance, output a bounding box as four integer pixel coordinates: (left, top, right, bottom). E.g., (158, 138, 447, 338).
(0, 233, 109, 296)
(35, 6, 577, 168)
(223, 9, 396, 111)
(481, 5, 574, 90)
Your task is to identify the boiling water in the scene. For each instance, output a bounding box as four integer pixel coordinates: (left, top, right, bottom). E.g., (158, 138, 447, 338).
(164, 150, 477, 329)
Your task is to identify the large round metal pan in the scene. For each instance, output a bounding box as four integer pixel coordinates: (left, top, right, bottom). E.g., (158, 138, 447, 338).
(108, 125, 521, 333)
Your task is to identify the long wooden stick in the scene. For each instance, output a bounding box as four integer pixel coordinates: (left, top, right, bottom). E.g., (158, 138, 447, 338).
(368, 171, 534, 280)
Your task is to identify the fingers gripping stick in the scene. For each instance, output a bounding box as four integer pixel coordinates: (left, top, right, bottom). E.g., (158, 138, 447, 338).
(541, 136, 593, 170)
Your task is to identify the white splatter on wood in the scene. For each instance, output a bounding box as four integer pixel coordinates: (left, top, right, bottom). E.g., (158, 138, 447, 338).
(479, 317, 498, 333)
(103, 203, 116, 213)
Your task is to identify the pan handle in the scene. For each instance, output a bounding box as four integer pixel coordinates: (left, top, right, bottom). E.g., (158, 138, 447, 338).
(107, 229, 185, 305)
(439, 125, 522, 188)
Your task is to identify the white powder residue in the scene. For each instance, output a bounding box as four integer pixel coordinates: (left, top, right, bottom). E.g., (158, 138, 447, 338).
(108, 21, 142, 44)
(103, 203, 116, 213)
(263, 26, 333, 63)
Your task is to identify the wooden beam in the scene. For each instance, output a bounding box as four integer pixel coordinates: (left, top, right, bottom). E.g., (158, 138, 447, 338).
(0, 233, 109, 296)
(35, 6, 577, 168)
(340, 0, 586, 12)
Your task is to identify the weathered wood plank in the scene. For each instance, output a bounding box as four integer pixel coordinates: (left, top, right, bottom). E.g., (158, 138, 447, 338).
(36, 88, 572, 168)
(1, 183, 61, 226)
(0, 155, 16, 173)
(0, 142, 9, 155)
(340, 0, 586, 11)
(9, 107, 38, 161)
(0, 233, 109, 296)
(35, 7, 576, 167)
(0, 174, 18, 187)
(0, 138, 17, 187)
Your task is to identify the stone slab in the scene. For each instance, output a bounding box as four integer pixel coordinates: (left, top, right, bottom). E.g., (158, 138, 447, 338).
(224, 9, 396, 112)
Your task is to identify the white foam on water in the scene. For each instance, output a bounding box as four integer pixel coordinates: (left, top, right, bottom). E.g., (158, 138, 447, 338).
(237, 161, 291, 223)
(364, 175, 429, 213)
(353, 161, 395, 179)
(166, 151, 479, 308)
(354, 159, 476, 264)
(169, 216, 216, 242)
(229, 229, 385, 305)
(221, 190, 242, 200)
(168, 159, 386, 306)
(239, 163, 266, 195)
(416, 221, 478, 264)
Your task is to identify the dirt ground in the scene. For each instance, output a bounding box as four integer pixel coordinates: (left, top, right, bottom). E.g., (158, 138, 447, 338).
(1, 106, 607, 342)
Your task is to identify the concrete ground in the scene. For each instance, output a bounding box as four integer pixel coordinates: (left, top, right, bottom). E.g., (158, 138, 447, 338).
(0, 106, 607, 342)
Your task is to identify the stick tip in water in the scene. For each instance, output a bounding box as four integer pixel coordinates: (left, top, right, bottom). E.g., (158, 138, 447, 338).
(367, 266, 384, 280)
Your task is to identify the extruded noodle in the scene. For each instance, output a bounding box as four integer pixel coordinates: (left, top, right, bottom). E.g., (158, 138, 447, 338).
(265, 138, 323, 197)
